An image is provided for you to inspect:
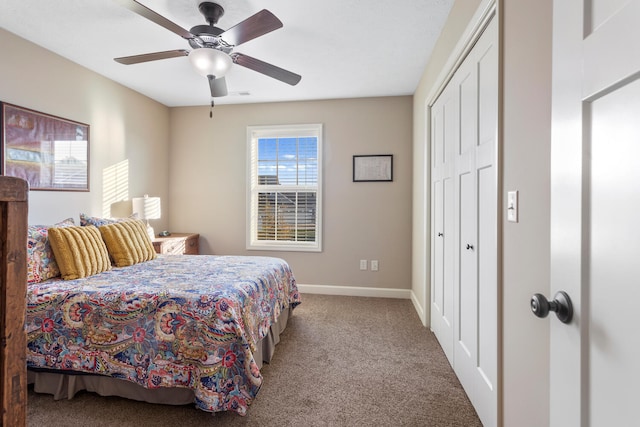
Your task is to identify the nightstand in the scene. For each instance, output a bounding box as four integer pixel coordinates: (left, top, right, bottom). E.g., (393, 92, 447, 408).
(152, 233, 199, 255)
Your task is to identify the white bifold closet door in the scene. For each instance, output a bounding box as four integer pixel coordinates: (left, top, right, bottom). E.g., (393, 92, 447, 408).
(430, 16, 498, 427)
(430, 78, 456, 362)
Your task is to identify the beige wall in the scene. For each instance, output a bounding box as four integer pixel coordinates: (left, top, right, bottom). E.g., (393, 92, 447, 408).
(0, 29, 171, 229)
(0, 30, 413, 293)
(413, 0, 552, 426)
(168, 97, 413, 289)
(501, 0, 551, 425)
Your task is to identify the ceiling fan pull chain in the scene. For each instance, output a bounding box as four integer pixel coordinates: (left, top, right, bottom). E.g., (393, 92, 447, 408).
(210, 99, 215, 118)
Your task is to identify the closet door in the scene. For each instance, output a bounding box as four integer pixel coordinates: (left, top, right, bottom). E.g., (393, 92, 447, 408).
(430, 81, 456, 363)
(430, 14, 498, 427)
(453, 17, 498, 427)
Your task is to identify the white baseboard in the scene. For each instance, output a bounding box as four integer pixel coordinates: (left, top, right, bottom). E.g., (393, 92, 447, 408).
(410, 291, 427, 326)
(297, 284, 411, 299)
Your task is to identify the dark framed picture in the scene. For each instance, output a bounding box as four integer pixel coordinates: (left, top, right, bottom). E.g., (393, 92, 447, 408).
(1, 103, 89, 191)
(353, 154, 393, 182)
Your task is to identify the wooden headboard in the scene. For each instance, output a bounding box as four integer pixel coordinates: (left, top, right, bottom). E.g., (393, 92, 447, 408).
(0, 176, 28, 426)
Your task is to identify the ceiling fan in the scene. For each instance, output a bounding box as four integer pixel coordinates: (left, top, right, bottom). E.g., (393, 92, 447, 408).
(113, 0, 302, 101)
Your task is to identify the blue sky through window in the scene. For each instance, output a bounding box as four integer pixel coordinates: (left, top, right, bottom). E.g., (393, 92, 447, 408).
(258, 137, 318, 185)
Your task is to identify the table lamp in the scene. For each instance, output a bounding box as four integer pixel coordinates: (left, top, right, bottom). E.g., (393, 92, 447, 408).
(132, 194, 161, 239)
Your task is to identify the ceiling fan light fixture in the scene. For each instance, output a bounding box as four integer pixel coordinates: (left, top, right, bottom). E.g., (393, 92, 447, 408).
(189, 48, 232, 78)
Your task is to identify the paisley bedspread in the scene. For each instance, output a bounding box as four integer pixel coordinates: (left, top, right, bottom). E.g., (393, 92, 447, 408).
(26, 255, 301, 415)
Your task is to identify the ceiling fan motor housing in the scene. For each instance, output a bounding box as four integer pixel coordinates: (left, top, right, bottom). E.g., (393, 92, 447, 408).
(189, 25, 231, 51)
(190, 2, 232, 52)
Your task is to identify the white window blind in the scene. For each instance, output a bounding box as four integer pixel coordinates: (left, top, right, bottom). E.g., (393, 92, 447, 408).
(53, 140, 88, 188)
(247, 124, 322, 251)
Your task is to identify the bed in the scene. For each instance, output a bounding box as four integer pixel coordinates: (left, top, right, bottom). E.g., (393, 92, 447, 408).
(24, 216, 301, 416)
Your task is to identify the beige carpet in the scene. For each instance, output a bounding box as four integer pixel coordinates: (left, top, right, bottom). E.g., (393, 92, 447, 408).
(27, 294, 482, 426)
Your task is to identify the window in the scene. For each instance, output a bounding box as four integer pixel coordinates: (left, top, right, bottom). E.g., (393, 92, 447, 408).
(247, 124, 322, 251)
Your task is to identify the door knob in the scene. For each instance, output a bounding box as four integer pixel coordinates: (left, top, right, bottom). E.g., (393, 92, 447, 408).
(530, 291, 573, 324)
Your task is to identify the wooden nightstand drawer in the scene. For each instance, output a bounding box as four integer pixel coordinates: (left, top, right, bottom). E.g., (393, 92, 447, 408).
(152, 233, 199, 255)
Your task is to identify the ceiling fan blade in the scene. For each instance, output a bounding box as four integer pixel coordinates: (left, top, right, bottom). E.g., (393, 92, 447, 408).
(220, 9, 283, 47)
(114, 0, 193, 40)
(232, 53, 302, 86)
(114, 49, 189, 65)
(208, 76, 228, 97)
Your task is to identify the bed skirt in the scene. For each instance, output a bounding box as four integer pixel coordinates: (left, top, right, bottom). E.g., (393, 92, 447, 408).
(28, 305, 291, 406)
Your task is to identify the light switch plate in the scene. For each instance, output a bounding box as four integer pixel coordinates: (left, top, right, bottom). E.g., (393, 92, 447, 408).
(507, 190, 519, 223)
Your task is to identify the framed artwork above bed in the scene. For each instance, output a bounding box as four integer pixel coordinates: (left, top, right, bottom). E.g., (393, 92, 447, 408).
(1, 102, 89, 191)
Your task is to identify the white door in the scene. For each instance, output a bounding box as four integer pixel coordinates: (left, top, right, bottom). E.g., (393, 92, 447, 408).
(430, 14, 498, 427)
(454, 16, 498, 427)
(430, 80, 456, 363)
(550, 0, 640, 425)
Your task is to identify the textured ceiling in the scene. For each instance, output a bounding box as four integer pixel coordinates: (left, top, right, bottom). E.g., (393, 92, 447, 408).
(0, 0, 454, 107)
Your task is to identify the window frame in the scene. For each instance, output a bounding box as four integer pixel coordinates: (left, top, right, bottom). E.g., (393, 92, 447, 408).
(246, 123, 323, 252)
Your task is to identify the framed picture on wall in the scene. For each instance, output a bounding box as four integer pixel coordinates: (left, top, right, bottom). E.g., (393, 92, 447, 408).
(1, 102, 89, 191)
(353, 154, 393, 182)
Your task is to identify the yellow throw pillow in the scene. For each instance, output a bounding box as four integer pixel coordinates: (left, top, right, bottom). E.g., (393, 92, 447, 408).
(48, 226, 112, 280)
(99, 219, 157, 267)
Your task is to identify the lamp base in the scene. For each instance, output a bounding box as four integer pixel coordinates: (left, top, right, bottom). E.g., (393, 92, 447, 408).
(146, 225, 155, 240)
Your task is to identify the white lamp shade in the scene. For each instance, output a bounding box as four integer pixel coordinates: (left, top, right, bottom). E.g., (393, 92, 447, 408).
(189, 48, 232, 78)
(132, 195, 161, 220)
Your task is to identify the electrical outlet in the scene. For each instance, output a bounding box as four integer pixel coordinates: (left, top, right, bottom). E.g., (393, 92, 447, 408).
(360, 259, 367, 270)
(371, 260, 379, 271)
